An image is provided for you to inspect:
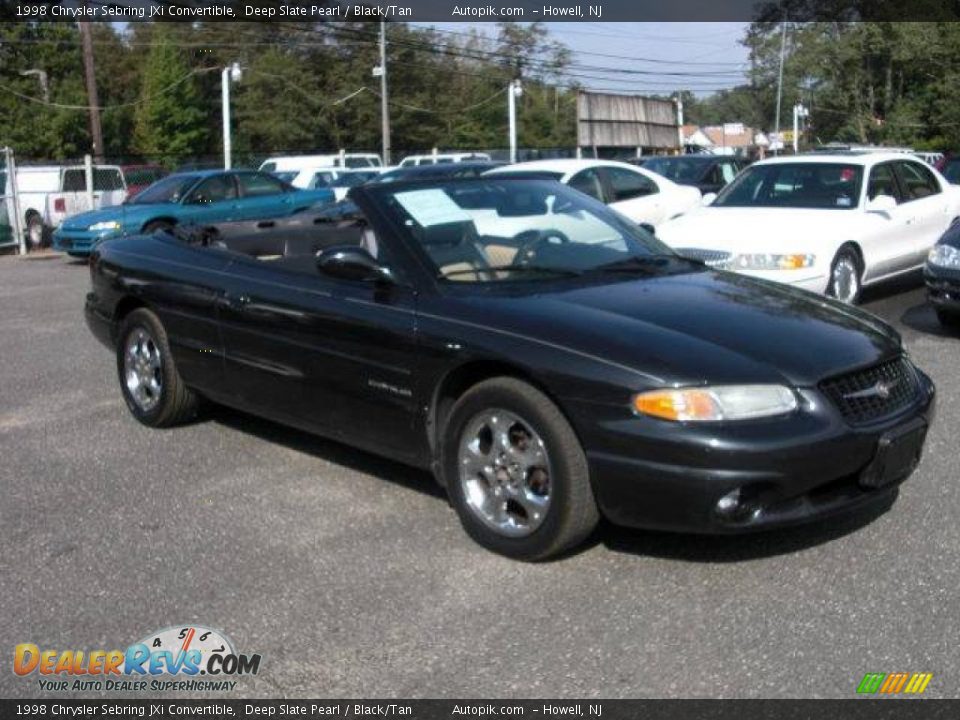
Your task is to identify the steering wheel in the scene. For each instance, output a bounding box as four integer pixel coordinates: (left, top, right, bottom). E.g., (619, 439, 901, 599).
(512, 229, 572, 266)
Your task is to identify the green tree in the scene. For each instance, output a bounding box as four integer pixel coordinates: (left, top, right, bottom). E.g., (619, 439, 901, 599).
(132, 28, 209, 164)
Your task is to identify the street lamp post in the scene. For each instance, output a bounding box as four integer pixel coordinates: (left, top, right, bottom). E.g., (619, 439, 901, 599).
(221, 63, 242, 170)
(508, 79, 522, 164)
(792, 102, 809, 154)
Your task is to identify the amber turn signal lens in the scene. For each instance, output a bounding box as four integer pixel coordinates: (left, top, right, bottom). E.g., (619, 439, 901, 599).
(632, 389, 720, 422)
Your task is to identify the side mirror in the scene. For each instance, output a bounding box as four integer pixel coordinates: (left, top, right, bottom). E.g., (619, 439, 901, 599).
(701, 192, 717, 206)
(316, 245, 392, 283)
(638, 222, 656, 236)
(866, 194, 897, 213)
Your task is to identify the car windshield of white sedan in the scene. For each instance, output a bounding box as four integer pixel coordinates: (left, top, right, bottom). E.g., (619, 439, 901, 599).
(129, 175, 200, 204)
(379, 179, 673, 282)
(713, 163, 863, 209)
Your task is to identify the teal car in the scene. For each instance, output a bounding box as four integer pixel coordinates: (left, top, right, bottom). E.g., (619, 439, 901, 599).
(53, 169, 335, 257)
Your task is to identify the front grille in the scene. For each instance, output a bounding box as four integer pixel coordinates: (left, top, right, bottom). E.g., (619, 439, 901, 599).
(58, 237, 73, 249)
(674, 247, 732, 267)
(820, 356, 919, 426)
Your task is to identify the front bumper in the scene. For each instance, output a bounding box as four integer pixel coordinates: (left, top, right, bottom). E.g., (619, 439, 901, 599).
(53, 228, 121, 256)
(573, 371, 936, 534)
(924, 263, 960, 311)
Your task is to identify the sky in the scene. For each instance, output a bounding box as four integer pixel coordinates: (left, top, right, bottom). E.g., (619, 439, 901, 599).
(410, 22, 752, 97)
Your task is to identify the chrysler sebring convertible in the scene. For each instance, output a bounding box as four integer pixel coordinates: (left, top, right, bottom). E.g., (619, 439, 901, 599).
(657, 152, 960, 304)
(84, 177, 935, 560)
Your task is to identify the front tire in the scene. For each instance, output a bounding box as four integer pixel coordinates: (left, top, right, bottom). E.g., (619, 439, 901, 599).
(142, 220, 174, 235)
(826, 247, 862, 304)
(442, 377, 599, 561)
(116, 308, 198, 427)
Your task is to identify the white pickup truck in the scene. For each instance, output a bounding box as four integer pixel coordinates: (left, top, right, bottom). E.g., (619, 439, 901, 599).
(4, 164, 165, 249)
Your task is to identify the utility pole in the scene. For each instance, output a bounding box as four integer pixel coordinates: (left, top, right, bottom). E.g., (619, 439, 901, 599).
(378, 21, 391, 166)
(675, 93, 684, 155)
(792, 102, 808, 154)
(508, 79, 522, 164)
(78, 21, 104, 162)
(773, 20, 787, 156)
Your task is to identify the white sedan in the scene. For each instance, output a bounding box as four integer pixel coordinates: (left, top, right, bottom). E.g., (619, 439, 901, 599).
(486, 159, 701, 228)
(656, 152, 960, 304)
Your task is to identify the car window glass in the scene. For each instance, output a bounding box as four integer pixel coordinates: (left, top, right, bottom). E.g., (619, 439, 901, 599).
(190, 175, 236, 204)
(94, 168, 124, 192)
(238, 173, 286, 197)
(714, 163, 862, 209)
(867, 163, 899, 202)
(897, 161, 940, 201)
(720, 162, 737, 184)
(311, 172, 335, 189)
(568, 168, 606, 202)
(62, 169, 86, 192)
(605, 167, 658, 202)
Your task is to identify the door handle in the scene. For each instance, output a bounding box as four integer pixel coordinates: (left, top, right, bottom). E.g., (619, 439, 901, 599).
(256, 220, 276, 229)
(223, 293, 250, 310)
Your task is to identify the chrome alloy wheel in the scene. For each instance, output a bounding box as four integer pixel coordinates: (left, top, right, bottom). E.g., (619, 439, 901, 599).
(458, 409, 553, 537)
(123, 327, 163, 412)
(831, 256, 860, 303)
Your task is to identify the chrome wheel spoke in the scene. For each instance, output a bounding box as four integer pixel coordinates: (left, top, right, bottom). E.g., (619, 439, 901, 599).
(123, 327, 163, 412)
(458, 408, 553, 538)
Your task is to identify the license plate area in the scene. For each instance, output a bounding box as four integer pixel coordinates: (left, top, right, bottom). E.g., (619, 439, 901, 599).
(860, 419, 928, 489)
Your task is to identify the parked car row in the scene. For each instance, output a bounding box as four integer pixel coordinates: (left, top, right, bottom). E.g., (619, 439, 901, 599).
(4, 163, 167, 250)
(52, 170, 334, 256)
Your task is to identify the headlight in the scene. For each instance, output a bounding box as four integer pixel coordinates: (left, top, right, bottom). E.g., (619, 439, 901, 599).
(733, 253, 815, 271)
(88, 220, 121, 232)
(928, 244, 960, 269)
(633, 385, 798, 422)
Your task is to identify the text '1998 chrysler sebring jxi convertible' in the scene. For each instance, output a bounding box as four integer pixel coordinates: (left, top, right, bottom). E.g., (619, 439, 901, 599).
(83, 177, 936, 560)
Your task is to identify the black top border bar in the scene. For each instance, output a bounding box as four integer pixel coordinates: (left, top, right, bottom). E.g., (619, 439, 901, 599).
(3, 0, 960, 22)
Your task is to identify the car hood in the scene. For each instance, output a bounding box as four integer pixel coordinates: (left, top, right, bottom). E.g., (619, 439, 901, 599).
(452, 269, 900, 387)
(657, 206, 862, 251)
(61, 203, 157, 230)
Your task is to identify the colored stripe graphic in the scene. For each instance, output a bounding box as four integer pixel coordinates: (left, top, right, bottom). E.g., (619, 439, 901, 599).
(858, 672, 932, 695)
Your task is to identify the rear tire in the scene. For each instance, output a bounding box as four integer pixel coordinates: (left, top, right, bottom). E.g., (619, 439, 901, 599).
(442, 377, 599, 561)
(826, 246, 863, 305)
(25, 213, 47, 251)
(116, 308, 198, 427)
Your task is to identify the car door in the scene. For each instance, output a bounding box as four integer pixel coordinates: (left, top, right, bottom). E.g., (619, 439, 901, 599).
(216, 221, 422, 461)
(861, 161, 913, 280)
(234, 172, 298, 220)
(893, 159, 954, 265)
(178, 174, 240, 225)
(600, 166, 663, 224)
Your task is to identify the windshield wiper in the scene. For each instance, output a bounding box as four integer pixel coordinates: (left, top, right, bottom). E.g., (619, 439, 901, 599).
(439, 264, 582, 279)
(593, 254, 703, 273)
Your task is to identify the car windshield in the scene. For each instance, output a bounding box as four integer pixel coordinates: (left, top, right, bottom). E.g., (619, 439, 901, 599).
(943, 159, 960, 184)
(713, 162, 862, 209)
(373, 178, 679, 283)
(129, 174, 199, 204)
(333, 171, 377, 187)
(273, 171, 298, 183)
(642, 157, 708, 182)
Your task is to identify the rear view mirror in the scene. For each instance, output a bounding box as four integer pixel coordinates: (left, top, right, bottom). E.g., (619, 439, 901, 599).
(316, 245, 392, 283)
(866, 194, 897, 213)
(701, 192, 717, 206)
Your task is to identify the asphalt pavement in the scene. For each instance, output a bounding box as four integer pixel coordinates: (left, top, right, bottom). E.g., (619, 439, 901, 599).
(1, 255, 957, 699)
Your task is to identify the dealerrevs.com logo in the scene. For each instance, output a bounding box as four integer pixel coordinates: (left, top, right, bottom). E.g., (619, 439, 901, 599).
(13, 625, 261, 692)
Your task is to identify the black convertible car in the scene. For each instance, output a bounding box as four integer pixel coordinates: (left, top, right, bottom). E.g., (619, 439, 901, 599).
(85, 177, 935, 560)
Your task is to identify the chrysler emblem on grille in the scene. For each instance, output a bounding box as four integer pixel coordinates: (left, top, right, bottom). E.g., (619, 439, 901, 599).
(844, 378, 898, 400)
